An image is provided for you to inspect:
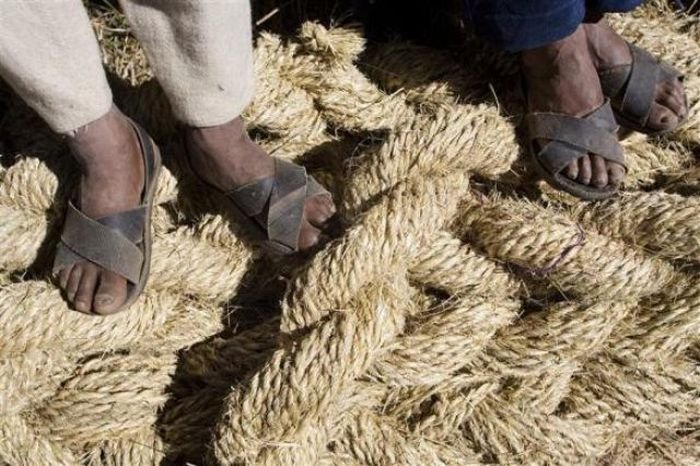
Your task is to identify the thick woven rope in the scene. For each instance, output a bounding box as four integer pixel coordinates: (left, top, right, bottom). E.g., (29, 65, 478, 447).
(1, 3, 699, 465)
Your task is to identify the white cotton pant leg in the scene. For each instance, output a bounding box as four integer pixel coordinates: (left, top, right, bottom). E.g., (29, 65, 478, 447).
(0, 0, 255, 133)
(120, 0, 255, 128)
(0, 0, 113, 134)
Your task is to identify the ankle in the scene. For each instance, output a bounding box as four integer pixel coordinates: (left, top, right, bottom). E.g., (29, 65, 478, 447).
(185, 117, 248, 155)
(521, 27, 589, 74)
(185, 117, 275, 190)
(582, 21, 630, 70)
(67, 107, 145, 199)
(68, 107, 137, 167)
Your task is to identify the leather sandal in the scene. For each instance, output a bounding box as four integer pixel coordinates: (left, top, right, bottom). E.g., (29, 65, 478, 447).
(53, 121, 162, 314)
(598, 42, 687, 135)
(526, 99, 627, 201)
(184, 142, 332, 255)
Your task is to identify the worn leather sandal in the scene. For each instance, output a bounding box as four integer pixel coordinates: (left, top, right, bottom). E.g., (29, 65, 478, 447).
(53, 121, 162, 314)
(598, 43, 687, 135)
(526, 99, 627, 201)
(185, 145, 332, 255)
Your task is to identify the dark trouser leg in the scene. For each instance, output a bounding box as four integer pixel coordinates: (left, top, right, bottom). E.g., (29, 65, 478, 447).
(463, 0, 641, 52)
(585, 0, 643, 21)
(463, 0, 585, 51)
(586, 0, 643, 13)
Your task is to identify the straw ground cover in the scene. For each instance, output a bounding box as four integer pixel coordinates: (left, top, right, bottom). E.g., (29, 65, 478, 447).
(0, 1, 698, 464)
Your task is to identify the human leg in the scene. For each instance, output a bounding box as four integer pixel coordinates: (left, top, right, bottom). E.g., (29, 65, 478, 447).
(121, 0, 336, 251)
(0, 1, 152, 313)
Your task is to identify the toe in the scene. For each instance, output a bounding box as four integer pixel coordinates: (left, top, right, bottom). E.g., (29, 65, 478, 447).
(66, 265, 83, 303)
(590, 155, 609, 189)
(93, 271, 128, 315)
(659, 85, 685, 119)
(304, 194, 336, 229)
(74, 264, 99, 313)
(565, 160, 579, 181)
(297, 218, 323, 251)
(668, 79, 686, 106)
(673, 80, 687, 109)
(577, 155, 592, 185)
(648, 101, 679, 131)
(319, 194, 337, 218)
(608, 162, 625, 186)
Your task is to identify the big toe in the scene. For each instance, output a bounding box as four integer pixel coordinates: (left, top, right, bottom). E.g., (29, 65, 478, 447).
(297, 219, 325, 251)
(647, 81, 686, 131)
(304, 194, 336, 229)
(666, 79, 687, 114)
(608, 162, 625, 186)
(649, 103, 679, 131)
(294, 195, 339, 251)
(93, 270, 128, 315)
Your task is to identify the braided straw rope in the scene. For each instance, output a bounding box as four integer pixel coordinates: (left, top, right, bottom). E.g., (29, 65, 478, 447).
(1, 3, 699, 465)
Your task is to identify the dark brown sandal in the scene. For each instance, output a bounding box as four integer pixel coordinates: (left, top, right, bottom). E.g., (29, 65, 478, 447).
(52, 121, 162, 314)
(526, 99, 627, 201)
(598, 42, 687, 135)
(185, 146, 332, 255)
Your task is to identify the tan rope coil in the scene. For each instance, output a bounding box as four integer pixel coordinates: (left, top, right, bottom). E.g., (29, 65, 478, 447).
(577, 192, 700, 261)
(83, 427, 165, 466)
(457, 196, 677, 300)
(0, 414, 77, 466)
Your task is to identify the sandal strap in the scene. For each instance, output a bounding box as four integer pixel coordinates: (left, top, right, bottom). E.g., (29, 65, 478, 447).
(306, 176, 328, 198)
(97, 206, 147, 244)
(526, 100, 625, 175)
(227, 158, 328, 251)
(598, 65, 632, 99)
(267, 159, 308, 250)
(599, 43, 683, 128)
(228, 177, 274, 217)
(620, 45, 659, 127)
(133, 122, 158, 196)
(53, 201, 144, 284)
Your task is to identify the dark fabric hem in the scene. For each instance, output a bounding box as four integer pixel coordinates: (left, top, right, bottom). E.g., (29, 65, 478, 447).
(464, 0, 642, 52)
(469, 0, 585, 51)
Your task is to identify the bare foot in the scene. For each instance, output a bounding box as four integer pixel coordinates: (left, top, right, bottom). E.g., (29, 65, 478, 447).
(584, 19, 687, 132)
(56, 107, 145, 314)
(521, 25, 625, 189)
(184, 117, 336, 251)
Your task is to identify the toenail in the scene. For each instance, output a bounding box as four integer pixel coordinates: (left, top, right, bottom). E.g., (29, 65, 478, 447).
(96, 295, 113, 305)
